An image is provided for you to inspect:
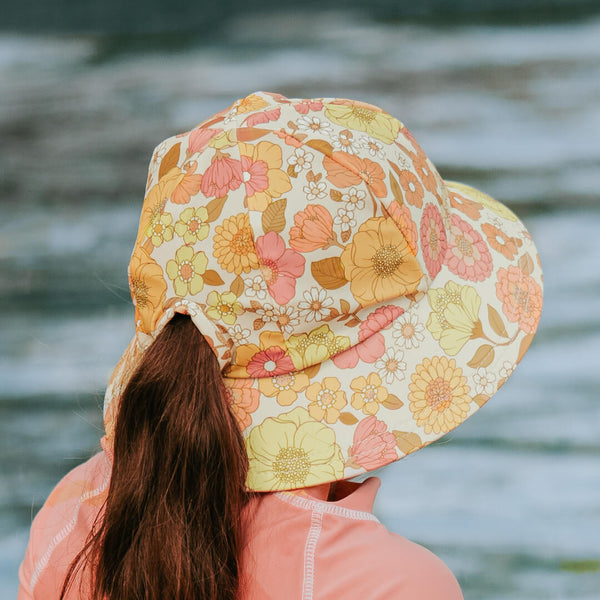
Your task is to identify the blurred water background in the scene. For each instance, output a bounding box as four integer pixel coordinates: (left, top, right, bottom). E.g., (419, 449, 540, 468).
(1, 1, 600, 598)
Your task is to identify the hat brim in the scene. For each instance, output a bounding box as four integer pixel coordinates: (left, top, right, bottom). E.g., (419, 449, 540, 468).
(233, 180, 542, 491)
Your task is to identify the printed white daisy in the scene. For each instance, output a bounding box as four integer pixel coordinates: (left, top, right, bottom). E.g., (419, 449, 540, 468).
(499, 360, 515, 380)
(256, 303, 279, 324)
(473, 367, 496, 395)
(274, 305, 301, 335)
(296, 115, 334, 136)
(331, 129, 361, 154)
(342, 187, 366, 211)
(375, 348, 407, 385)
(243, 275, 268, 300)
(287, 147, 314, 174)
(303, 180, 327, 201)
(298, 288, 334, 322)
(227, 324, 251, 345)
(360, 135, 385, 159)
(333, 206, 356, 233)
(392, 314, 425, 349)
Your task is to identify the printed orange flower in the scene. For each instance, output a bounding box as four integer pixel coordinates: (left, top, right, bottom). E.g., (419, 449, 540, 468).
(496, 265, 542, 334)
(449, 190, 483, 221)
(350, 373, 389, 415)
(482, 223, 522, 260)
(323, 152, 387, 197)
(409, 356, 471, 435)
(386, 200, 418, 255)
(244, 107, 281, 126)
(289, 204, 335, 252)
(340, 217, 423, 306)
(324, 99, 401, 144)
(397, 169, 425, 208)
(306, 377, 348, 423)
(223, 379, 259, 430)
(258, 370, 310, 406)
(412, 152, 440, 194)
(347, 416, 397, 470)
(128, 245, 167, 333)
(213, 212, 260, 274)
(170, 161, 204, 205)
(238, 141, 292, 211)
(200, 152, 243, 198)
(165, 245, 208, 297)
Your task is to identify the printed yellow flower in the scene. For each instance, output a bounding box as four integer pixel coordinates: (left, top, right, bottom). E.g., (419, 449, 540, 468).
(213, 212, 260, 274)
(232, 93, 269, 114)
(350, 373, 388, 415)
(245, 407, 344, 490)
(128, 245, 167, 333)
(341, 217, 423, 306)
(205, 290, 243, 325)
(137, 167, 182, 244)
(147, 212, 174, 247)
(238, 141, 292, 211)
(426, 281, 482, 355)
(258, 371, 310, 406)
(286, 324, 351, 371)
(325, 99, 402, 144)
(306, 377, 347, 423)
(174, 206, 210, 244)
(409, 356, 471, 434)
(165, 245, 208, 297)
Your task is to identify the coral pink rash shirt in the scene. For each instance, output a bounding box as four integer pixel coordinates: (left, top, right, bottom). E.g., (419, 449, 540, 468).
(18, 450, 463, 599)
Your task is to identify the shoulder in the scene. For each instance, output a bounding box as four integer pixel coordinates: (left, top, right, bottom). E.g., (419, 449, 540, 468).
(366, 528, 464, 599)
(18, 451, 110, 599)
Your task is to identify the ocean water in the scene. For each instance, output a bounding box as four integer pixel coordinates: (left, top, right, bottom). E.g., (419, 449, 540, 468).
(1, 11, 600, 598)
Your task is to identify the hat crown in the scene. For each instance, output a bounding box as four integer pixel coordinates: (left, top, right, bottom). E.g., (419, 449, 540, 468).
(130, 92, 451, 375)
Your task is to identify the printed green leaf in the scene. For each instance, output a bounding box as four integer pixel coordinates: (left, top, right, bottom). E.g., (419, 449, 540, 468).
(339, 412, 359, 425)
(203, 269, 224, 286)
(205, 195, 228, 222)
(159, 142, 181, 179)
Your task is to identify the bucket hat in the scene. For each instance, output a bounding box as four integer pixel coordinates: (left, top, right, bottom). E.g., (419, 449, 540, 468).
(102, 91, 543, 491)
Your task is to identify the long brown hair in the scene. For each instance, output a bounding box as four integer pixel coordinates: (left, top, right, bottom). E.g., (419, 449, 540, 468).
(61, 313, 252, 600)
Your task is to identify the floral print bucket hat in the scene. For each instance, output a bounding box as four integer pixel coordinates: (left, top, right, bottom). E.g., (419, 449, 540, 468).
(102, 91, 543, 491)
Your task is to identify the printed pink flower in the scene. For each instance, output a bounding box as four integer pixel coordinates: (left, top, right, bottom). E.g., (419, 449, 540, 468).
(445, 214, 492, 282)
(289, 204, 335, 252)
(294, 99, 324, 114)
(246, 346, 295, 378)
(223, 379, 259, 430)
(496, 265, 542, 334)
(244, 108, 281, 126)
(200, 152, 243, 198)
(256, 231, 305, 305)
(332, 305, 404, 368)
(420, 204, 447, 278)
(347, 416, 397, 470)
(188, 128, 221, 154)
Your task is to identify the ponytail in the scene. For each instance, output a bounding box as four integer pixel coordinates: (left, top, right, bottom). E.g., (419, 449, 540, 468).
(62, 313, 252, 600)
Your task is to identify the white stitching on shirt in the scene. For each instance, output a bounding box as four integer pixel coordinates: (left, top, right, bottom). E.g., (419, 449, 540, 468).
(274, 492, 380, 523)
(302, 506, 323, 600)
(30, 468, 110, 592)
